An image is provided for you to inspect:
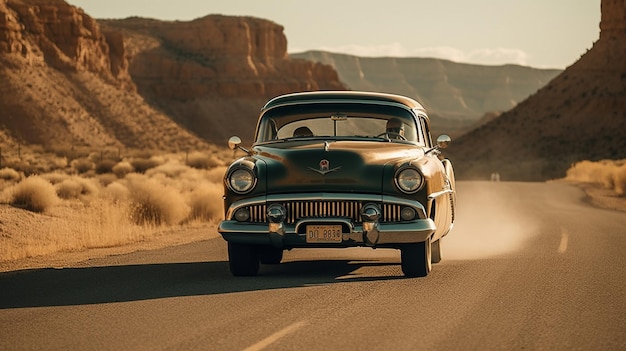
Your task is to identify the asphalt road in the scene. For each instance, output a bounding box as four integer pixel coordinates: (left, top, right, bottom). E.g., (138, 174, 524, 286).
(1, 181, 625, 350)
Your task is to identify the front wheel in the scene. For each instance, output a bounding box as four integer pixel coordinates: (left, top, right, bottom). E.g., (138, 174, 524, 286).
(228, 242, 260, 276)
(400, 239, 432, 277)
(258, 246, 283, 264)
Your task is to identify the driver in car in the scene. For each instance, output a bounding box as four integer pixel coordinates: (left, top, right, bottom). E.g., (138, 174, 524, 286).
(385, 118, 405, 139)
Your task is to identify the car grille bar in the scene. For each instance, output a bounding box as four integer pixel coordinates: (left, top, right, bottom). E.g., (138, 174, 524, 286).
(246, 201, 403, 224)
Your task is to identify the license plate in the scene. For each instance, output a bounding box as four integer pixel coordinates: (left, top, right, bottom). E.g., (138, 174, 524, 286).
(306, 225, 343, 243)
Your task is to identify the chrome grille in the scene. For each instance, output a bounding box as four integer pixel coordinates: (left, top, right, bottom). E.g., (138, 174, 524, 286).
(245, 201, 403, 223)
(249, 203, 267, 223)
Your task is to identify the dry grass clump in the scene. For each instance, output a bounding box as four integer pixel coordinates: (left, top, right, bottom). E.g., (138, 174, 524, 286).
(186, 151, 224, 169)
(188, 183, 223, 221)
(565, 159, 626, 196)
(102, 181, 130, 202)
(95, 159, 118, 174)
(146, 158, 189, 179)
(0, 168, 23, 194)
(112, 161, 134, 178)
(96, 173, 118, 186)
(0, 167, 22, 182)
(126, 175, 191, 225)
(41, 171, 69, 185)
(129, 156, 163, 173)
(9, 176, 59, 212)
(55, 176, 101, 200)
(70, 158, 95, 174)
(206, 166, 227, 184)
(77, 198, 148, 249)
(613, 163, 626, 196)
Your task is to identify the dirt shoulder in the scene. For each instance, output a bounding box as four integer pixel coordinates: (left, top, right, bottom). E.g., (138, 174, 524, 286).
(0, 209, 219, 273)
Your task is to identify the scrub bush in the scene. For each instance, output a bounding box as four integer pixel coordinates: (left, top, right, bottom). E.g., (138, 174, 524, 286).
(126, 176, 190, 225)
(10, 176, 58, 212)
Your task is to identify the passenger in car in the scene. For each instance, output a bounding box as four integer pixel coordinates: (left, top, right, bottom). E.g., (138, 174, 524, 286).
(293, 126, 313, 137)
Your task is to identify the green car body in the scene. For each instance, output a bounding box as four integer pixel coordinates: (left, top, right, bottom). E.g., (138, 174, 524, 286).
(219, 91, 456, 277)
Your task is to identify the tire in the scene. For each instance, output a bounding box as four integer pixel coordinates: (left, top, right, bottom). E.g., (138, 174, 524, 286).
(400, 239, 432, 277)
(228, 242, 260, 276)
(431, 238, 442, 264)
(258, 246, 283, 264)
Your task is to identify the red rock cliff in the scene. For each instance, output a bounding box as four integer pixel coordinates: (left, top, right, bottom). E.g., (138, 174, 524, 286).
(0, 0, 212, 152)
(0, 0, 131, 87)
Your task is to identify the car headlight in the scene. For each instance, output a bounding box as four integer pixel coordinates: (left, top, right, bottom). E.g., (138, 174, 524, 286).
(227, 168, 256, 194)
(395, 167, 424, 194)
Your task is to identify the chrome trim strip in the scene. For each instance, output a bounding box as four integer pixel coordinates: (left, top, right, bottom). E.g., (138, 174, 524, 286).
(428, 189, 453, 200)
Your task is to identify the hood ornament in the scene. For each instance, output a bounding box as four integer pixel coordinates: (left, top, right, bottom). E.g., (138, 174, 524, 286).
(309, 159, 341, 175)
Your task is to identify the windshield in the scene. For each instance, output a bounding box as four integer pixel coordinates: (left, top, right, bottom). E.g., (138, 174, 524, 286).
(256, 103, 420, 144)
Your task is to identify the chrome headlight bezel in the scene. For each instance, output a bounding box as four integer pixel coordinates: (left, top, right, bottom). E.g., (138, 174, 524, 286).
(394, 167, 425, 194)
(227, 168, 257, 194)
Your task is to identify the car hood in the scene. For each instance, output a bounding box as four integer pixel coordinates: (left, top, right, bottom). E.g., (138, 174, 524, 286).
(254, 140, 424, 194)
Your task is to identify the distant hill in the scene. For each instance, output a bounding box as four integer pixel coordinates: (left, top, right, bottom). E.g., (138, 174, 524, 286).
(291, 51, 561, 136)
(445, 0, 626, 181)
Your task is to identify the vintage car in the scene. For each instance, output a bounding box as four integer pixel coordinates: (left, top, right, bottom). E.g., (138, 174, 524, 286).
(218, 91, 456, 277)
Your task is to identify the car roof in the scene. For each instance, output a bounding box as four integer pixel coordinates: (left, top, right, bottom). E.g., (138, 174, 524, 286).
(261, 91, 427, 115)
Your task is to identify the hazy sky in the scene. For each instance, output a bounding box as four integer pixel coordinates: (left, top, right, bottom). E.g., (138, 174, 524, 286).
(64, 0, 601, 69)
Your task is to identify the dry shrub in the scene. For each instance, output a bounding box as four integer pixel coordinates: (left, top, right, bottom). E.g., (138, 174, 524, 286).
(188, 183, 223, 222)
(7, 160, 38, 176)
(0, 167, 22, 182)
(56, 178, 82, 199)
(130, 157, 162, 173)
(75, 197, 149, 249)
(71, 158, 95, 174)
(103, 181, 130, 202)
(613, 163, 626, 196)
(566, 160, 612, 186)
(41, 171, 68, 185)
(10, 176, 58, 212)
(95, 159, 117, 174)
(206, 166, 227, 184)
(49, 155, 68, 170)
(55, 176, 101, 200)
(112, 161, 134, 178)
(144, 159, 210, 190)
(97, 173, 118, 186)
(126, 176, 190, 225)
(0, 187, 11, 203)
(186, 152, 224, 169)
(146, 159, 189, 179)
(214, 147, 239, 164)
(566, 159, 626, 196)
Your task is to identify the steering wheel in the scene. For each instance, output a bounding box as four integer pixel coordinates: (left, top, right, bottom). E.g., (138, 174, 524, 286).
(376, 132, 407, 141)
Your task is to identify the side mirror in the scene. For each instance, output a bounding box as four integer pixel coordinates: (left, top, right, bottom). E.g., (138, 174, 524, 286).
(436, 134, 451, 149)
(228, 136, 242, 150)
(228, 136, 251, 155)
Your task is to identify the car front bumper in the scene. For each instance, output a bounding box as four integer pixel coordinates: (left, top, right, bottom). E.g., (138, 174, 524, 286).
(218, 218, 436, 249)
